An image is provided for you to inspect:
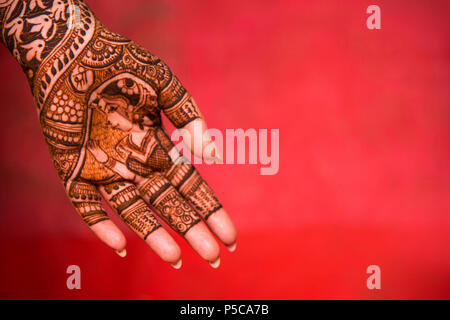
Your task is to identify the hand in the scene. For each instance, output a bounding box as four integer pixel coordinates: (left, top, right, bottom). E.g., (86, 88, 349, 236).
(0, 0, 237, 268)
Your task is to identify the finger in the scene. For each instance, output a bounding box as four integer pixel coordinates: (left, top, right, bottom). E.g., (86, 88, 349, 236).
(157, 72, 218, 161)
(154, 127, 237, 248)
(66, 179, 127, 255)
(137, 173, 221, 266)
(90, 220, 127, 256)
(166, 162, 237, 249)
(182, 118, 220, 162)
(158, 71, 200, 129)
(98, 180, 181, 266)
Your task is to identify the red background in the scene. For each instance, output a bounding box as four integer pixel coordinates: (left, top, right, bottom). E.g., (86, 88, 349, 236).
(0, 0, 449, 299)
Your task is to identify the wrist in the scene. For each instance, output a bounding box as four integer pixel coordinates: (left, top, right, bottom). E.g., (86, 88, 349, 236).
(0, 0, 97, 109)
(1, 1, 93, 64)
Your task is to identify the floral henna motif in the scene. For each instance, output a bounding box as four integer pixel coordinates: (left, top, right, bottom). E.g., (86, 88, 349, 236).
(1, 0, 95, 99)
(0, 0, 222, 235)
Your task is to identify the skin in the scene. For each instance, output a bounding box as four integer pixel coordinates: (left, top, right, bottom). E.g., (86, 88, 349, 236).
(0, 0, 237, 268)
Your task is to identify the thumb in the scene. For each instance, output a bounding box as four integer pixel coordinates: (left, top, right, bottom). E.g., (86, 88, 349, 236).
(181, 118, 221, 163)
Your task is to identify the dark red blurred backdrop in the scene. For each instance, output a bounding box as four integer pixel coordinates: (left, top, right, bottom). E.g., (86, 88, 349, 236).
(0, 0, 449, 299)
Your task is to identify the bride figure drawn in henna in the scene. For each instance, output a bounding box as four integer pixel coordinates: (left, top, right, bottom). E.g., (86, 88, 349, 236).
(86, 74, 172, 182)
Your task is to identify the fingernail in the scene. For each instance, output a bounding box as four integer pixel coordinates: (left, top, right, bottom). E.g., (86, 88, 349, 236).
(115, 249, 127, 258)
(227, 242, 237, 252)
(209, 257, 221, 269)
(170, 259, 182, 269)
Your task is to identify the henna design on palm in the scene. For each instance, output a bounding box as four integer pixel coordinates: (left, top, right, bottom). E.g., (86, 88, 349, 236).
(0, 0, 237, 267)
